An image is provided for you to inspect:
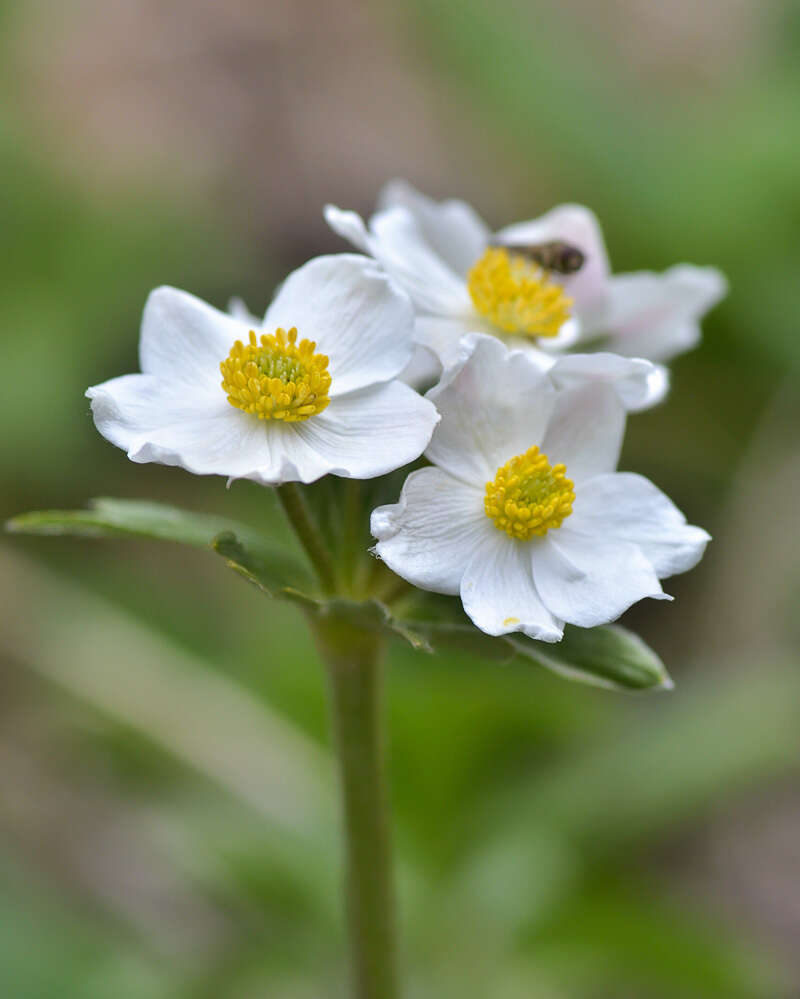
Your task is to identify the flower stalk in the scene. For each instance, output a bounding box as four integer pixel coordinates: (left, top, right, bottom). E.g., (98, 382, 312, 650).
(276, 482, 338, 594)
(311, 612, 398, 999)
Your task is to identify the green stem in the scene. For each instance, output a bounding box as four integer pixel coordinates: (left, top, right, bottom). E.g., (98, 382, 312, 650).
(311, 614, 398, 999)
(276, 482, 337, 594)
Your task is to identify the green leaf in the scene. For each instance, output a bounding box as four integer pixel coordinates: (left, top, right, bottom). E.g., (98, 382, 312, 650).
(211, 536, 428, 647)
(8, 498, 256, 547)
(508, 624, 671, 692)
(7, 498, 313, 595)
(212, 530, 314, 598)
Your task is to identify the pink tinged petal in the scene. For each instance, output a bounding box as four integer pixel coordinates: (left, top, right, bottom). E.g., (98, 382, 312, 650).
(547, 352, 668, 412)
(460, 532, 564, 642)
(293, 380, 440, 480)
(426, 334, 556, 485)
(377, 179, 491, 278)
(568, 472, 711, 578)
(531, 530, 670, 629)
(541, 382, 625, 484)
(263, 254, 415, 396)
(140, 286, 251, 391)
(371, 467, 490, 594)
(600, 265, 728, 362)
(494, 204, 612, 323)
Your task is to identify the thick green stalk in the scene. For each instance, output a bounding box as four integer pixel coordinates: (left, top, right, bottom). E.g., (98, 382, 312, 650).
(311, 613, 398, 999)
(275, 482, 337, 594)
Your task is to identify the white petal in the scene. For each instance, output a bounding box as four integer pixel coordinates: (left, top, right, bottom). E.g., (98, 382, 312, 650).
(227, 296, 261, 326)
(323, 205, 373, 254)
(326, 202, 471, 317)
(534, 315, 583, 353)
(416, 316, 578, 373)
(263, 254, 415, 395)
(426, 334, 556, 484)
(460, 532, 563, 641)
(501, 337, 558, 374)
(398, 344, 442, 389)
(414, 315, 477, 370)
(88, 371, 434, 486)
(87, 372, 319, 482)
(368, 207, 474, 315)
(568, 472, 711, 578)
(547, 352, 667, 412)
(639, 364, 670, 411)
(139, 286, 251, 391)
(371, 467, 489, 594)
(293, 380, 439, 480)
(531, 530, 669, 628)
(88, 372, 215, 453)
(541, 382, 625, 484)
(377, 179, 490, 277)
(599, 265, 728, 362)
(495, 204, 612, 323)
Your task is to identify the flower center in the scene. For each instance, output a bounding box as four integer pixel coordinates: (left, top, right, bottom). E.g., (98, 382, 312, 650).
(467, 247, 572, 338)
(220, 327, 331, 422)
(484, 446, 575, 540)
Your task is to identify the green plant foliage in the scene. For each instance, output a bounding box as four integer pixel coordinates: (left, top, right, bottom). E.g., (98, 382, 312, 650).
(509, 624, 672, 691)
(7, 499, 672, 691)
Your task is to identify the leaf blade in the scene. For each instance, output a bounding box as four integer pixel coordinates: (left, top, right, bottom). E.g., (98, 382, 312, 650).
(7, 498, 313, 594)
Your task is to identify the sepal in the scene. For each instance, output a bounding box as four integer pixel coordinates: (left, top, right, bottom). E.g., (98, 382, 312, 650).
(507, 623, 672, 691)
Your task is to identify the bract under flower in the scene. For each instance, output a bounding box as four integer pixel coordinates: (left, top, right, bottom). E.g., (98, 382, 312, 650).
(371, 334, 709, 642)
(87, 255, 439, 485)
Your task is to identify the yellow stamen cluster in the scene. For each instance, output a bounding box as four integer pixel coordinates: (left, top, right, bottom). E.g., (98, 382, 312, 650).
(467, 247, 572, 338)
(220, 327, 331, 422)
(484, 446, 575, 540)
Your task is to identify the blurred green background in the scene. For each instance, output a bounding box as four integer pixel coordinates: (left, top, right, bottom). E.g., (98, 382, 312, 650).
(2, 1, 800, 996)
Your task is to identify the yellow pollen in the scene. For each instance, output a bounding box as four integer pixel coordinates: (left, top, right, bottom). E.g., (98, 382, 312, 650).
(467, 247, 572, 338)
(220, 327, 331, 422)
(484, 446, 575, 540)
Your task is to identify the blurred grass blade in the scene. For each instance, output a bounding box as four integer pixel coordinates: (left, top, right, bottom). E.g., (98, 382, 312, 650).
(486, 657, 800, 854)
(0, 546, 334, 834)
(7, 497, 313, 593)
(508, 624, 672, 691)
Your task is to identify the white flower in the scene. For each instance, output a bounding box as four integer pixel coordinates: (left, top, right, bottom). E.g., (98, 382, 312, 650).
(88, 255, 439, 485)
(326, 180, 726, 410)
(371, 335, 709, 642)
